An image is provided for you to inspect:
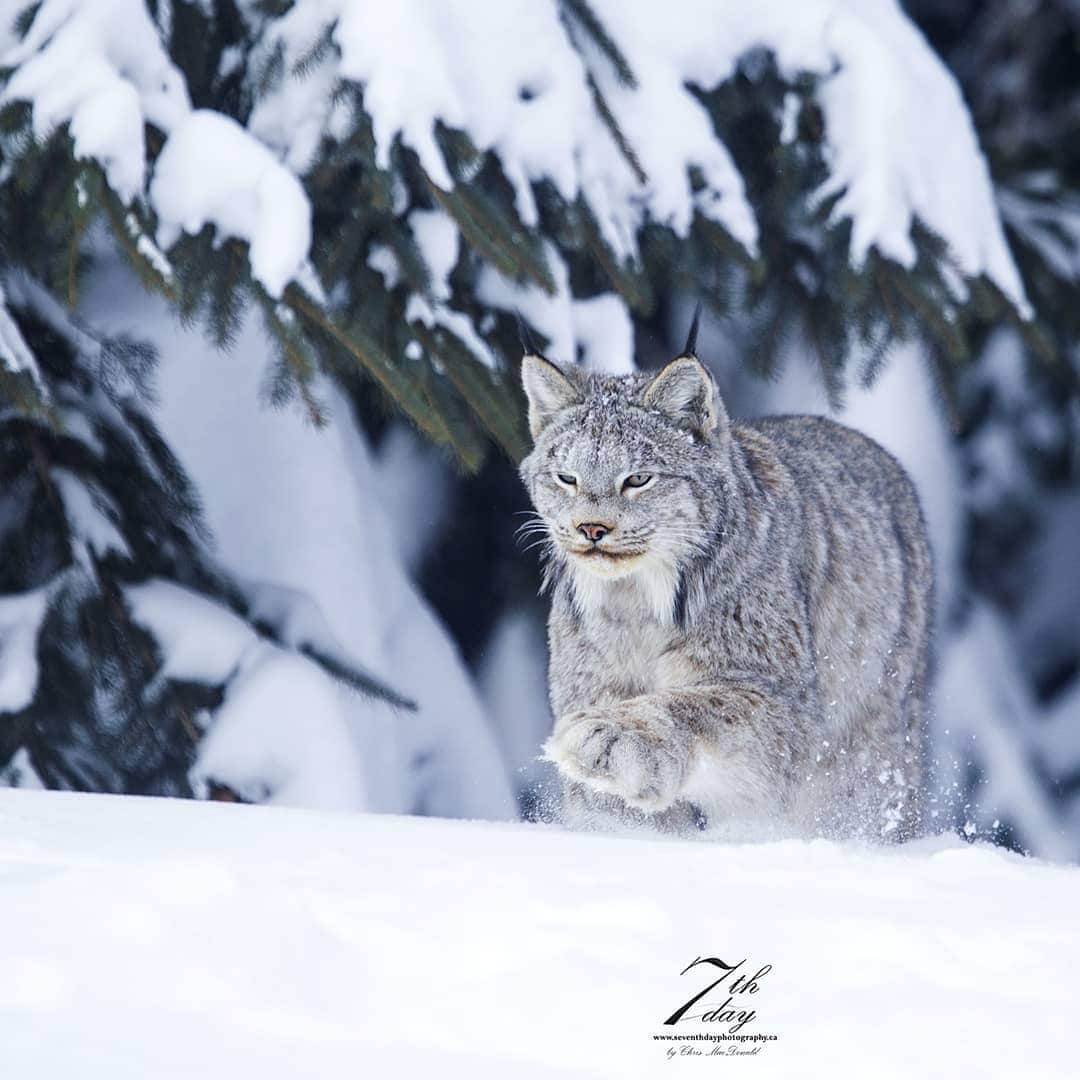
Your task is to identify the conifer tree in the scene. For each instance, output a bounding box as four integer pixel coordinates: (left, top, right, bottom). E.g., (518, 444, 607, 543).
(1, 0, 1049, 458)
(905, 0, 1080, 849)
(0, 273, 409, 793)
(1, 0, 1075, 807)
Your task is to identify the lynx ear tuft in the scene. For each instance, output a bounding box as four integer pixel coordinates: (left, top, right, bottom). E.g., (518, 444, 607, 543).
(643, 354, 726, 442)
(682, 302, 702, 358)
(521, 354, 581, 440)
(516, 310, 542, 358)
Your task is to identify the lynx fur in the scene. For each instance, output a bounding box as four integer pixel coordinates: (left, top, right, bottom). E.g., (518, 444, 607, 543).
(519, 330, 933, 841)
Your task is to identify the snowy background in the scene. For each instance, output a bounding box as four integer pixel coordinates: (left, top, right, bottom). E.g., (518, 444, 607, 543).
(0, 2, 1078, 1074)
(0, 0, 1077, 863)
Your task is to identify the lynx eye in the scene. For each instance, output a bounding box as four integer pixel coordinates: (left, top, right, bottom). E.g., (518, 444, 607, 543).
(556, 472, 578, 488)
(622, 472, 654, 491)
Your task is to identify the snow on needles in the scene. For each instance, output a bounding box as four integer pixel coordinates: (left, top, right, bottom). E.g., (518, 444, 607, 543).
(0, 285, 43, 388)
(125, 579, 366, 810)
(125, 580, 257, 687)
(403, 207, 501, 368)
(0, 587, 49, 714)
(0, 0, 190, 201)
(477, 246, 634, 372)
(4, 0, 1030, 316)
(253, 0, 1027, 314)
(591, 0, 1029, 312)
(254, 0, 759, 262)
(150, 110, 312, 298)
(2, 1, 311, 298)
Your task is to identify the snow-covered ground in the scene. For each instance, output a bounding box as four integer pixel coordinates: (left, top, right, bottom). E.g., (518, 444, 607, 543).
(0, 789, 1075, 1078)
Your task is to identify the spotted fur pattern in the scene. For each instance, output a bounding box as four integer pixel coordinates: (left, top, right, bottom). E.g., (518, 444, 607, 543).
(519, 352, 933, 840)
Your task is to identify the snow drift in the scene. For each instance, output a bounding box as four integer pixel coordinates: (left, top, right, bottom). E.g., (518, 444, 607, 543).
(0, 789, 1075, 1079)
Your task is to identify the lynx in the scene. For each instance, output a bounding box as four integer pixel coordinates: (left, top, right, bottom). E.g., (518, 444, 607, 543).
(519, 314, 933, 840)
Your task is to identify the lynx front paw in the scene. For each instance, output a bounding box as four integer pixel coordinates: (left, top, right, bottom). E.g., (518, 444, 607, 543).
(543, 706, 687, 813)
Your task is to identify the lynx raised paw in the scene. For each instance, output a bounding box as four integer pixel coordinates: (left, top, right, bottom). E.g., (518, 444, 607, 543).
(543, 706, 687, 812)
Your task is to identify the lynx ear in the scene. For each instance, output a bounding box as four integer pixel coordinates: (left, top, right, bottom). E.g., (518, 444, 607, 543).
(521, 354, 580, 439)
(643, 355, 726, 442)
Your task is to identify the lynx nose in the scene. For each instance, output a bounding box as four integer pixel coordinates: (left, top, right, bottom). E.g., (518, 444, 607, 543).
(577, 522, 611, 543)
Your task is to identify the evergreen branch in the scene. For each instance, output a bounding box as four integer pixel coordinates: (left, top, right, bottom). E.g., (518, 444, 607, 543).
(258, 303, 327, 425)
(871, 256, 903, 341)
(874, 255, 969, 362)
(252, 38, 286, 99)
(100, 192, 178, 304)
(410, 320, 529, 462)
(559, 0, 637, 88)
(12, 2, 42, 40)
(428, 177, 557, 295)
(921, 341, 964, 433)
(412, 357, 488, 472)
(292, 23, 337, 79)
(692, 210, 761, 278)
(296, 641, 417, 710)
(380, 219, 433, 298)
(0, 366, 47, 418)
(65, 205, 85, 309)
(282, 286, 483, 464)
(206, 242, 247, 351)
(573, 197, 654, 313)
(803, 299, 845, 411)
(583, 69, 647, 185)
(855, 324, 893, 390)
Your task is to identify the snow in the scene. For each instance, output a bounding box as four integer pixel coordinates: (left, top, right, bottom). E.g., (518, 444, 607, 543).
(586, 1, 758, 252)
(802, 0, 1026, 308)
(0, 788, 1077, 1078)
(0, 284, 43, 388)
(242, 579, 359, 669)
(572, 294, 635, 374)
(366, 244, 400, 290)
(57, 405, 103, 455)
(475, 244, 632, 373)
(125, 579, 256, 686)
(998, 183, 1080, 284)
(150, 110, 312, 298)
(81, 248, 516, 822)
(125, 211, 174, 282)
(0, 586, 49, 714)
(191, 646, 368, 811)
(935, 607, 1075, 862)
(409, 208, 459, 301)
(402, 205, 501, 368)
(250, 0, 1025, 308)
(3, 0, 1032, 371)
(477, 242, 575, 362)
(0, 747, 43, 788)
(477, 607, 555, 801)
(625, 0, 1026, 309)
(2, 3, 315, 297)
(1034, 680, 1080, 779)
(373, 425, 452, 577)
(0, 0, 190, 201)
(51, 467, 130, 561)
(124, 579, 375, 811)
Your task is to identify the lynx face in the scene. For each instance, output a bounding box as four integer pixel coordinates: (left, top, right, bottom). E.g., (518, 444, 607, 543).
(519, 351, 730, 619)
